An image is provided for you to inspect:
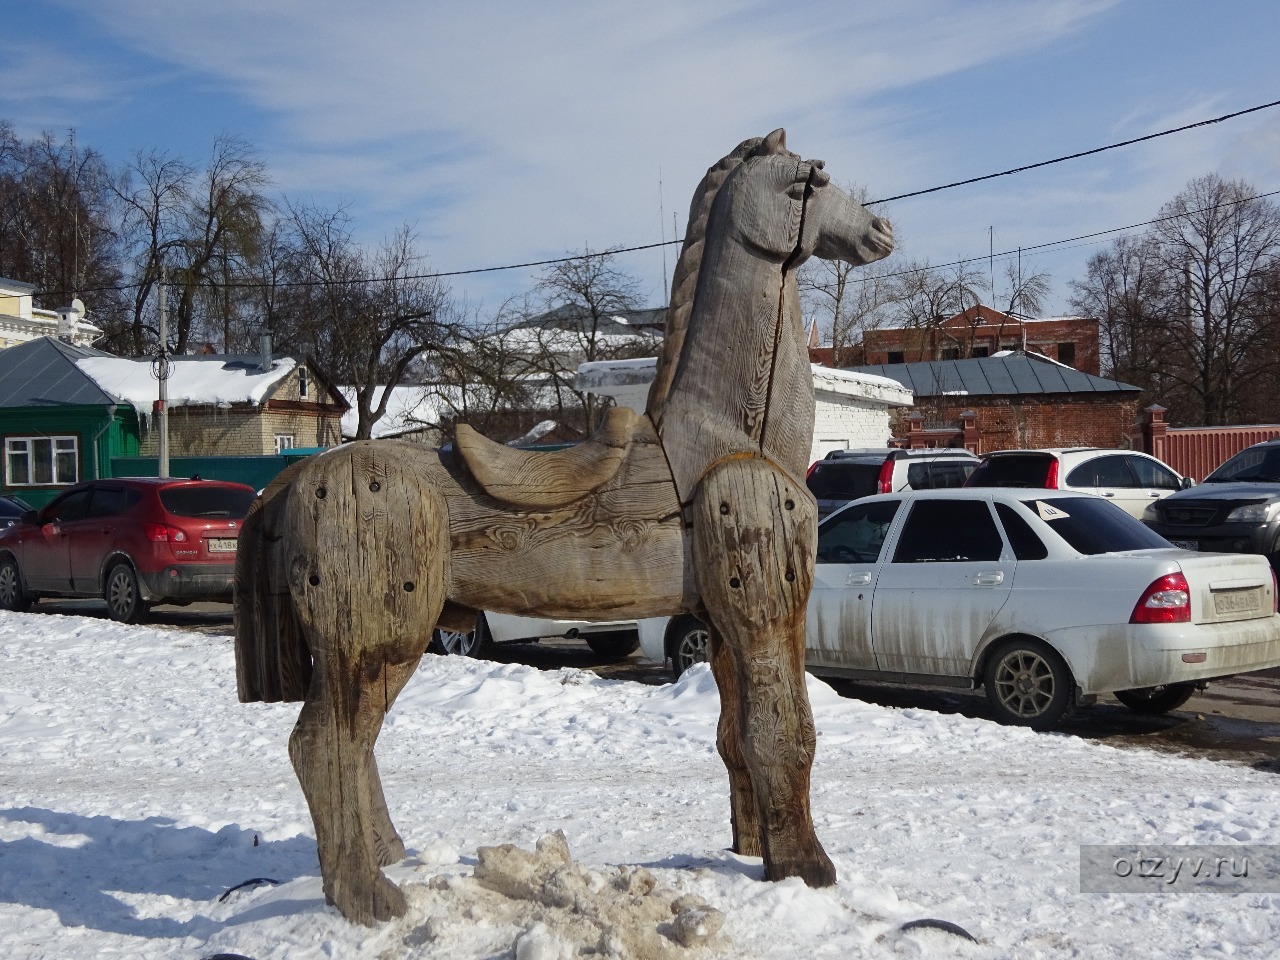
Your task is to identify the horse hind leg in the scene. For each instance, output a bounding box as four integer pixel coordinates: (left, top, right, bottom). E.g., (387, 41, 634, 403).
(693, 457, 835, 888)
(283, 445, 449, 924)
(707, 624, 762, 857)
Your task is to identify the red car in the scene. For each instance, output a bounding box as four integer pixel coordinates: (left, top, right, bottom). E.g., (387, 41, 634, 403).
(0, 477, 257, 622)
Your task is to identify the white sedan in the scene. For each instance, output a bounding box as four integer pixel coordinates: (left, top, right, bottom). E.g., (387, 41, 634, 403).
(639, 489, 1280, 729)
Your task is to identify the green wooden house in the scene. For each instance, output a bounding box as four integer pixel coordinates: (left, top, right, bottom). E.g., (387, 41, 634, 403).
(0, 337, 346, 508)
(0, 337, 141, 508)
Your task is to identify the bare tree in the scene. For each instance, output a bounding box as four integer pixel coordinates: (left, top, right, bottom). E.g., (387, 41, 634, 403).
(999, 258, 1052, 318)
(168, 136, 271, 354)
(285, 205, 454, 440)
(112, 149, 193, 354)
(514, 248, 652, 434)
(0, 125, 122, 333)
(1072, 175, 1280, 425)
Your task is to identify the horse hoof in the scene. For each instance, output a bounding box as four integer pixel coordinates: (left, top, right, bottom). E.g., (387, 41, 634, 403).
(330, 874, 408, 925)
(766, 851, 837, 888)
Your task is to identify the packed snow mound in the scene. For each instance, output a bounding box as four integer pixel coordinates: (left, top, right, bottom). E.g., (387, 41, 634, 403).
(401, 832, 726, 959)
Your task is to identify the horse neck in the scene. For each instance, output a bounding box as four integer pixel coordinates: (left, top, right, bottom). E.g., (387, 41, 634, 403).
(653, 238, 815, 503)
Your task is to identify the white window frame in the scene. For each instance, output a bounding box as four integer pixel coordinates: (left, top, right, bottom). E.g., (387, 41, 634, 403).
(274, 434, 296, 454)
(5, 435, 79, 486)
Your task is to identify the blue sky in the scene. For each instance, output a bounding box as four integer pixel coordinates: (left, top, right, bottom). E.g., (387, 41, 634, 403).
(6, 0, 1280, 320)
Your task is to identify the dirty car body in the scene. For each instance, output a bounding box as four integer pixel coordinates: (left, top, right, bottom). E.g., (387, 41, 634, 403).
(643, 489, 1280, 728)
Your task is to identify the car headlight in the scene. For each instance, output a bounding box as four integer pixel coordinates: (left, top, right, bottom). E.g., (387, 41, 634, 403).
(1142, 502, 1159, 523)
(1226, 502, 1280, 523)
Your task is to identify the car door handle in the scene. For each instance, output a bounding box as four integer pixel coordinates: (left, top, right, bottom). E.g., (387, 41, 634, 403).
(973, 571, 1005, 586)
(1102, 491, 1115, 497)
(846, 572, 873, 586)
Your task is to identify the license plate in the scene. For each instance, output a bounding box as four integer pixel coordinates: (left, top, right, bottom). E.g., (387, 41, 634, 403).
(1214, 589, 1261, 615)
(1170, 539, 1199, 551)
(207, 538, 238, 553)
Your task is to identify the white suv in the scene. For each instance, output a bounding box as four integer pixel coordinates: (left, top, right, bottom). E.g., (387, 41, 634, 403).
(806, 448, 980, 518)
(964, 448, 1189, 518)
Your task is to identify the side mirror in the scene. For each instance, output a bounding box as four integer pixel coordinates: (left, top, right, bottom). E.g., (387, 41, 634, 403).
(1180, 477, 1196, 489)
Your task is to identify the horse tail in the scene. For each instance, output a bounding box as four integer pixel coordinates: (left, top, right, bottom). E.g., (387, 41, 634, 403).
(234, 460, 313, 703)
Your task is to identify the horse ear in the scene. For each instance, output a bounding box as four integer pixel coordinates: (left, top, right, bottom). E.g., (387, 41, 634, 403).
(763, 129, 787, 154)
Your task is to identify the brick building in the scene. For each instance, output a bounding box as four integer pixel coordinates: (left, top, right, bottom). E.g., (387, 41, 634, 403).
(849, 353, 1142, 452)
(861, 305, 1101, 375)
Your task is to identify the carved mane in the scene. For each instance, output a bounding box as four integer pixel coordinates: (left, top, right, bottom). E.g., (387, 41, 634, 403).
(645, 136, 766, 425)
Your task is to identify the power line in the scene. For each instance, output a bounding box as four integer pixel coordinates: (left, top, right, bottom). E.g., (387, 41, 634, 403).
(41, 97, 1280, 298)
(866, 99, 1280, 205)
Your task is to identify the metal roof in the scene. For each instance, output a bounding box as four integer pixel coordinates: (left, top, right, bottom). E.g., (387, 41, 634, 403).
(848, 354, 1141, 398)
(0, 337, 119, 408)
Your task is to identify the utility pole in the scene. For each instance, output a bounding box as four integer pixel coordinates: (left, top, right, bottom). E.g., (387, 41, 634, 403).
(157, 264, 170, 478)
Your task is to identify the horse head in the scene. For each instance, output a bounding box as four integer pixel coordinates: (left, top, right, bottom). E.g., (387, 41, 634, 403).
(716, 128, 893, 272)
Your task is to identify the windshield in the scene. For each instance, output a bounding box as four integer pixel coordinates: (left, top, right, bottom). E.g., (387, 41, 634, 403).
(966, 454, 1053, 488)
(159, 485, 256, 518)
(1019, 496, 1173, 555)
(1204, 446, 1280, 483)
(806, 461, 881, 500)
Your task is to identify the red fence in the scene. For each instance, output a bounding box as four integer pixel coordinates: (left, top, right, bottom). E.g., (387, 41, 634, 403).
(1131, 407, 1280, 481)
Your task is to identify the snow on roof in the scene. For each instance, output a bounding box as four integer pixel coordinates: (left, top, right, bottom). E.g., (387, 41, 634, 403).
(75, 355, 296, 417)
(338, 385, 443, 439)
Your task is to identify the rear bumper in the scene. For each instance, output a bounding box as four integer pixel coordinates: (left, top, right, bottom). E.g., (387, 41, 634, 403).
(138, 563, 236, 603)
(1047, 615, 1280, 694)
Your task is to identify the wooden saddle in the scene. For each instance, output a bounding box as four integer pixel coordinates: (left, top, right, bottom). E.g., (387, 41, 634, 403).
(454, 406, 648, 509)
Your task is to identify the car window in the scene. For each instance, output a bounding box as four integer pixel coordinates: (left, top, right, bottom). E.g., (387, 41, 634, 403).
(965, 454, 1053, 487)
(892, 499, 1004, 563)
(994, 502, 1048, 560)
(158, 485, 257, 518)
(1066, 454, 1135, 488)
(87, 486, 139, 518)
(1018, 496, 1172, 555)
(816, 500, 900, 563)
(806, 461, 881, 500)
(906, 460, 977, 490)
(1205, 446, 1280, 483)
(1129, 456, 1181, 490)
(43, 489, 93, 523)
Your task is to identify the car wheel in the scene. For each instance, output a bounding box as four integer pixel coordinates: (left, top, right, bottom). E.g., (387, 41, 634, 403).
(1114, 682, 1197, 715)
(585, 632, 640, 660)
(429, 614, 493, 658)
(105, 563, 147, 624)
(0, 555, 31, 612)
(983, 637, 1075, 730)
(669, 616, 711, 679)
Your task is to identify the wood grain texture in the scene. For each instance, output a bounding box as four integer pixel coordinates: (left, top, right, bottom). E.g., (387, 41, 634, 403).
(456, 405, 638, 509)
(232, 129, 894, 924)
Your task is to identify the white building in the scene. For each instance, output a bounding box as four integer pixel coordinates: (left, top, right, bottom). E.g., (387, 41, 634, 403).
(0, 277, 102, 348)
(575, 357, 914, 464)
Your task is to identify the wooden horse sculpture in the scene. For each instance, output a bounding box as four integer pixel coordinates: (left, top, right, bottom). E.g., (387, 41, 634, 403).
(235, 128, 893, 925)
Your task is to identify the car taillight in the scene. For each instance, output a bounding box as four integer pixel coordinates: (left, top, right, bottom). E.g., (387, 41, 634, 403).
(144, 522, 187, 543)
(1130, 572, 1191, 624)
(1045, 458, 1060, 489)
(806, 460, 820, 479)
(877, 458, 895, 494)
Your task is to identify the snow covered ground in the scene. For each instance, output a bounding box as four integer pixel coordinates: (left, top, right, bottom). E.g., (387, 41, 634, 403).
(2, 609, 1279, 959)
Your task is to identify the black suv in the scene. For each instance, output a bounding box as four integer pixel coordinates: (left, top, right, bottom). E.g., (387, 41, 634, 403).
(805, 448, 979, 518)
(1142, 440, 1280, 570)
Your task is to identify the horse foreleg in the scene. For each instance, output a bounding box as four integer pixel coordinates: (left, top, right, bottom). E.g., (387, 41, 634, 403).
(283, 445, 449, 924)
(693, 458, 835, 888)
(707, 625, 762, 856)
(289, 654, 410, 923)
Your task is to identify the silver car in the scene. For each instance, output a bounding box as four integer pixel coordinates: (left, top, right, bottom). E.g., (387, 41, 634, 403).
(639, 489, 1280, 729)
